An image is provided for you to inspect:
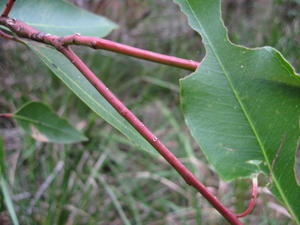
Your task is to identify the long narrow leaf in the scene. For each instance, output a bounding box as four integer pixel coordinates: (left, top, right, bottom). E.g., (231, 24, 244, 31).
(26, 42, 157, 155)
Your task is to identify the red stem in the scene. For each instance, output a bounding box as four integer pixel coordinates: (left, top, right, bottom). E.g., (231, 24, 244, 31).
(0, 113, 13, 118)
(59, 47, 243, 225)
(0, 15, 253, 225)
(64, 35, 200, 71)
(0, 16, 200, 71)
(1, 0, 15, 17)
(236, 177, 258, 218)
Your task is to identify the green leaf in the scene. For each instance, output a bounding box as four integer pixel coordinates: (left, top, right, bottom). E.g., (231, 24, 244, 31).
(174, 0, 300, 222)
(0, 178, 19, 225)
(26, 42, 157, 155)
(0, 138, 19, 225)
(0, 137, 5, 175)
(13, 101, 87, 144)
(0, 0, 117, 36)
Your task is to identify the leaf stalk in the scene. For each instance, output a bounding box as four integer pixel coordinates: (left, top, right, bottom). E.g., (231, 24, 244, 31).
(236, 177, 258, 218)
(59, 46, 243, 225)
(0, 113, 13, 118)
(0, 12, 248, 225)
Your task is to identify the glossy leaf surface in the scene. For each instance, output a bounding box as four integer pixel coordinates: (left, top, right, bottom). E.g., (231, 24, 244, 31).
(174, 0, 300, 222)
(14, 102, 87, 143)
(0, 0, 116, 36)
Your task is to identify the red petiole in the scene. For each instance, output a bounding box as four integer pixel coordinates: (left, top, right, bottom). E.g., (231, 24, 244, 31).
(0, 1, 257, 223)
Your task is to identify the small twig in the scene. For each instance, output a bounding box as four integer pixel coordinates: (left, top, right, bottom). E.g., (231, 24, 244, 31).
(59, 47, 243, 225)
(0, 15, 245, 225)
(236, 177, 258, 218)
(27, 161, 64, 214)
(1, 0, 16, 17)
(267, 202, 291, 218)
(63, 34, 200, 71)
(0, 17, 200, 71)
(0, 113, 13, 118)
(136, 171, 187, 196)
(12, 192, 31, 201)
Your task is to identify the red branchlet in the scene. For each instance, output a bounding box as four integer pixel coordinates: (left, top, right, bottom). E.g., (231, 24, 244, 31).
(0, 113, 13, 118)
(0, 14, 255, 225)
(0, 17, 200, 71)
(63, 35, 200, 71)
(236, 177, 258, 218)
(1, 0, 15, 17)
(60, 47, 243, 225)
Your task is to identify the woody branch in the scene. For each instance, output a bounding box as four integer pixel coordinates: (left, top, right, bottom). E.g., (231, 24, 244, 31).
(0, 9, 257, 225)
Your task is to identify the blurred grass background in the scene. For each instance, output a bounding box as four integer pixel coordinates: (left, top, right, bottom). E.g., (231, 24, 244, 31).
(0, 0, 299, 224)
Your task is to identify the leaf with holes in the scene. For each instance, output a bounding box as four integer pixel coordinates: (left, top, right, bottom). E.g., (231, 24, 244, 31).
(0, 0, 117, 36)
(174, 0, 300, 222)
(13, 102, 87, 143)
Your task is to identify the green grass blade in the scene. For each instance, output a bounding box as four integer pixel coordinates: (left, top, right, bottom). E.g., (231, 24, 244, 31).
(0, 138, 19, 225)
(98, 176, 132, 225)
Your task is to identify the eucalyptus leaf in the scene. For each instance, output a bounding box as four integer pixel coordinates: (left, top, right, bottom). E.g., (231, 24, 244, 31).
(0, 0, 117, 36)
(26, 42, 157, 155)
(14, 101, 87, 143)
(174, 0, 300, 222)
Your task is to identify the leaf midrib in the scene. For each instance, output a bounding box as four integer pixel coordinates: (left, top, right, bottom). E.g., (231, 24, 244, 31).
(31, 45, 146, 148)
(184, 0, 298, 221)
(13, 114, 81, 138)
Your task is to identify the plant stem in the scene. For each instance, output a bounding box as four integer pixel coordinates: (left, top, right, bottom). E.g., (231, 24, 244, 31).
(0, 17, 200, 71)
(236, 177, 258, 218)
(63, 35, 200, 71)
(0, 15, 250, 225)
(0, 113, 13, 118)
(1, 0, 15, 17)
(59, 46, 243, 225)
